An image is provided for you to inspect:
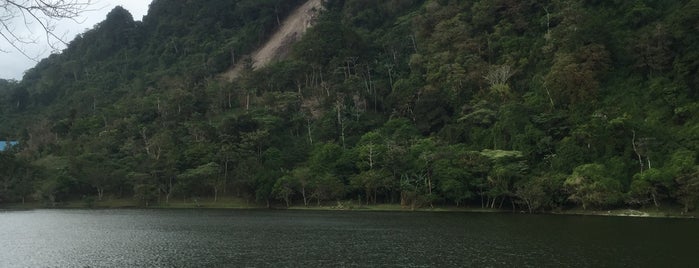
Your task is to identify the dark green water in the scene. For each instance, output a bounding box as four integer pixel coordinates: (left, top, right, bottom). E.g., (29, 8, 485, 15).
(0, 209, 697, 267)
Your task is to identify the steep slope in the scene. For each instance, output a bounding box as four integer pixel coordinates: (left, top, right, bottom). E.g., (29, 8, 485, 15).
(1, 1, 698, 213)
(221, 0, 322, 81)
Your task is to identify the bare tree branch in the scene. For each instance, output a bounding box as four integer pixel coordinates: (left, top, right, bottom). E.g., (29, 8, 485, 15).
(484, 64, 515, 87)
(0, 0, 93, 60)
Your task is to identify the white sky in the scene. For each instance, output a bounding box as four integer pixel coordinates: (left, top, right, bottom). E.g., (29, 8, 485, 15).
(0, 0, 151, 80)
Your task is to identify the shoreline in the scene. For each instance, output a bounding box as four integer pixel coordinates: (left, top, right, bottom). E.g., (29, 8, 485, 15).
(1, 199, 696, 219)
(286, 204, 698, 219)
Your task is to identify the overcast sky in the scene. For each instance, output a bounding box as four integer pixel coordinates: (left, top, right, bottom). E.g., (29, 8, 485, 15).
(0, 0, 152, 81)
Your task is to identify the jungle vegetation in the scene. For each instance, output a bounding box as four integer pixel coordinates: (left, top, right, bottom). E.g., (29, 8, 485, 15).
(1, 0, 698, 212)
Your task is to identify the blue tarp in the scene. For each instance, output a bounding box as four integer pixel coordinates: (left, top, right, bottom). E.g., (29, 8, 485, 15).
(0, 141, 18, 151)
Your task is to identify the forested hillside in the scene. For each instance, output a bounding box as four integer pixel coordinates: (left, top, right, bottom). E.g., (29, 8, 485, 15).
(1, 0, 698, 212)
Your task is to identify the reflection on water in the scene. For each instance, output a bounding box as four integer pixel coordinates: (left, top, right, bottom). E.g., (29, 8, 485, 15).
(0, 209, 697, 267)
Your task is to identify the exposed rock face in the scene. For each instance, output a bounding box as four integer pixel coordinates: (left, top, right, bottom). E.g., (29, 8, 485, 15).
(222, 0, 323, 81)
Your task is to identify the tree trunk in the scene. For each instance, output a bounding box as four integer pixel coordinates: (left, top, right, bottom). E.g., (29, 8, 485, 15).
(228, 92, 233, 108)
(302, 187, 308, 206)
(409, 35, 418, 53)
(365, 190, 370, 205)
(632, 130, 644, 173)
(373, 190, 377, 205)
(214, 186, 218, 202)
(275, 6, 281, 26)
(306, 119, 313, 145)
(336, 100, 345, 148)
(651, 192, 659, 208)
(224, 160, 229, 194)
(480, 190, 485, 208)
(246, 93, 250, 110)
(166, 176, 173, 203)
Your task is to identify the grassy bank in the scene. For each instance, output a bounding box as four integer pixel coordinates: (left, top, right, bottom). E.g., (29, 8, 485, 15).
(553, 208, 699, 219)
(284, 202, 698, 218)
(0, 197, 264, 210)
(284, 202, 504, 213)
(2, 199, 696, 219)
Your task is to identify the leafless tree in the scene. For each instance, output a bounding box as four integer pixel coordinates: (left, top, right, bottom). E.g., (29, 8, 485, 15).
(484, 64, 515, 100)
(484, 64, 514, 87)
(0, 0, 93, 59)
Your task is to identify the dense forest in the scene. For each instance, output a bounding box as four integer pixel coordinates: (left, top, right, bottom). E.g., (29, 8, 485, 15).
(1, 0, 697, 212)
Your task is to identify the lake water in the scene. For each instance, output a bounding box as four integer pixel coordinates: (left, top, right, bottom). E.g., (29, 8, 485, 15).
(0, 209, 697, 267)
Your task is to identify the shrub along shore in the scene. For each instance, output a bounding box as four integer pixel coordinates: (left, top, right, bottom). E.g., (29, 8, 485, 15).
(2, 198, 696, 219)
